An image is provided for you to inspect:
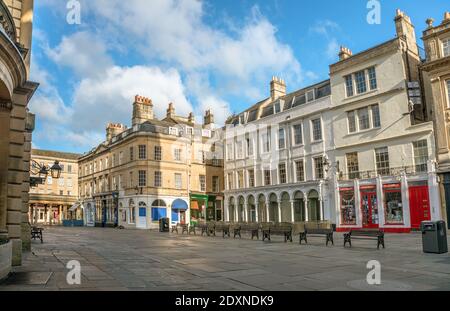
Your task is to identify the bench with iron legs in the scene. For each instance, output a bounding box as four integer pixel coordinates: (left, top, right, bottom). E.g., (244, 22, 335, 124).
(214, 222, 231, 238)
(230, 224, 242, 239)
(235, 223, 260, 240)
(172, 224, 189, 234)
(196, 223, 211, 236)
(344, 229, 385, 249)
(299, 228, 334, 246)
(262, 222, 293, 242)
(188, 224, 196, 235)
(31, 227, 43, 243)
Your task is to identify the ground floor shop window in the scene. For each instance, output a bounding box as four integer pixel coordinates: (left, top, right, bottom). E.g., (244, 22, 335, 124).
(190, 200, 206, 223)
(151, 200, 167, 222)
(340, 188, 356, 225)
(384, 184, 403, 224)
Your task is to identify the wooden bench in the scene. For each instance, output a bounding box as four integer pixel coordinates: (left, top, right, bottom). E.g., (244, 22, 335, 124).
(188, 224, 196, 235)
(299, 228, 334, 246)
(172, 224, 189, 234)
(262, 222, 293, 242)
(234, 223, 260, 240)
(214, 222, 231, 238)
(344, 229, 385, 249)
(31, 227, 43, 243)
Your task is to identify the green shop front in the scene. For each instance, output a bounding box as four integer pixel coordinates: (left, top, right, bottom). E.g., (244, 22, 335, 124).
(190, 194, 223, 224)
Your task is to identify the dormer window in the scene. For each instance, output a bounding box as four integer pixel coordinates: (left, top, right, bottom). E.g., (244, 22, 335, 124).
(169, 127, 178, 136)
(274, 102, 281, 113)
(306, 90, 315, 102)
(443, 38, 450, 57)
(239, 114, 245, 124)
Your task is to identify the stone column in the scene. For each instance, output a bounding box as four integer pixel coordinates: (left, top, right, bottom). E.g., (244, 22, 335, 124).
(255, 203, 259, 222)
(290, 200, 295, 222)
(304, 195, 309, 222)
(277, 202, 281, 222)
(0, 102, 12, 241)
(21, 122, 33, 251)
(8, 95, 28, 266)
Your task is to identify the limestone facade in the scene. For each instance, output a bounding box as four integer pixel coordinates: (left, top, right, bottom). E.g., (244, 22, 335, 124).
(0, 0, 37, 269)
(421, 12, 450, 228)
(29, 149, 81, 225)
(78, 96, 224, 229)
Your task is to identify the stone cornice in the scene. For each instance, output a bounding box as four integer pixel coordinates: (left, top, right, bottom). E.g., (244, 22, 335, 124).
(421, 56, 450, 73)
(0, 30, 27, 91)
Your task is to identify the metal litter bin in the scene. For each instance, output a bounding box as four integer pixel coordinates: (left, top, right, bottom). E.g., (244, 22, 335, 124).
(159, 218, 170, 232)
(421, 221, 448, 254)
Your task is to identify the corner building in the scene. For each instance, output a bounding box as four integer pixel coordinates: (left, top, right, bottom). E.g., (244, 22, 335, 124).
(78, 96, 224, 230)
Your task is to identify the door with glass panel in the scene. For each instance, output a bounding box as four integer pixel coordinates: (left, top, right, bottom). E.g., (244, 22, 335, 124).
(361, 191, 379, 228)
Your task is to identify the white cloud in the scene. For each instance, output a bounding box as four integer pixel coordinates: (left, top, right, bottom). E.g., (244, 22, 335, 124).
(70, 65, 194, 132)
(309, 20, 341, 60)
(79, 0, 302, 96)
(46, 31, 113, 78)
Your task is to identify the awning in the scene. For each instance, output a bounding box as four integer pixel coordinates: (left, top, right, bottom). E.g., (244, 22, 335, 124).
(69, 203, 79, 212)
(190, 201, 199, 210)
(172, 199, 188, 210)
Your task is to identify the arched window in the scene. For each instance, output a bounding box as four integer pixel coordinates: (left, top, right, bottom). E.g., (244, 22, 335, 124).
(129, 199, 136, 224)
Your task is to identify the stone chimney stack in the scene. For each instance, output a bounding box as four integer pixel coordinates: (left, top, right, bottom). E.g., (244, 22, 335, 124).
(444, 12, 450, 23)
(394, 9, 418, 55)
(132, 95, 153, 126)
(270, 76, 286, 101)
(166, 102, 175, 119)
(106, 123, 127, 141)
(338, 46, 353, 61)
(204, 109, 214, 126)
(188, 112, 195, 124)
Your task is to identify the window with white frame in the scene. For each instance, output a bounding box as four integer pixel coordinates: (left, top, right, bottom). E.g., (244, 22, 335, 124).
(154, 146, 162, 161)
(174, 148, 182, 161)
(47, 176, 53, 185)
(348, 111, 356, 133)
(345, 75, 354, 97)
(130, 146, 134, 161)
(368, 67, 377, 90)
(199, 175, 206, 192)
(278, 128, 286, 149)
(278, 163, 287, 184)
(227, 172, 233, 190)
(227, 143, 233, 160)
(443, 38, 450, 57)
(413, 140, 429, 173)
(248, 169, 255, 187)
(246, 136, 253, 156)
(154, 171, 162, 187)
(311, 118, 322, 141)
(446, 80, 450, 107)
(314, 157, 325, 180)
(236, 141, 243, 159)
(347, 104, 380, 133)
(237, 171, 244, 188)
(358, 107, 370, 130)
(212, 176, 219, 192)
(375, 147, 390, 176)
(355, 70, 367, 94)
(293, 124, 303, 145)
(175, 173, 182, 189)
(295, 160, 305, 182)
(67, 178, 73, 187)
(264, 169, 271, 186)
(262, 133, 270, 152)
(138, 170, 146, 187)
(58, 177, 64, 187)
(138, 145, 146, 159)
(345, 67, 377, 97)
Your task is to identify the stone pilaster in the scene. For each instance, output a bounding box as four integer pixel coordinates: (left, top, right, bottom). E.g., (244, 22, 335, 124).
(21, 125, 33, 252)
(8, 94, 27, 266)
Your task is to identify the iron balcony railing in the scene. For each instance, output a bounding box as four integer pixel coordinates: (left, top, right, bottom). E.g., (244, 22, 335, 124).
(338, 165, 427, 181)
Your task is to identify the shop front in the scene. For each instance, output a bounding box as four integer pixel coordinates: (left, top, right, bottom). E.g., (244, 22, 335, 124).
(171, 199, 189, 225)
(336, 176, 440, 233)
(190, 194, 221, 224)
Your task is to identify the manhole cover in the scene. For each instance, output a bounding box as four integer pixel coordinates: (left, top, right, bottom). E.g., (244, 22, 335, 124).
(347, 279, 412, 291)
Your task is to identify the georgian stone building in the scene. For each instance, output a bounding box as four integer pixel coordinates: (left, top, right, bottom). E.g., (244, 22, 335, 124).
(224, 78, 333, 224)
(29, 149, 81, 225)
(0, 0, 37, 277)
(330, 10, 440, 232)
(224, 10, 443, 232)
(78, 96, 224, 230)
(421, 12, 450, 229)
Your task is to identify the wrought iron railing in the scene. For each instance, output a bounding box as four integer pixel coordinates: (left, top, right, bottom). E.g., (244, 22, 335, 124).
(338, 165, 426, 181)
(0, 1, 17, 42)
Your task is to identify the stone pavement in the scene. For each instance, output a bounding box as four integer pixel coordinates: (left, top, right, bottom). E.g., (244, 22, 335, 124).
(0, 226, 449, 291)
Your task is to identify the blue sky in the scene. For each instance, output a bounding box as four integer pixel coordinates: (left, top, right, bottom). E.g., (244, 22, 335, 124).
(29, 0, 449, 154)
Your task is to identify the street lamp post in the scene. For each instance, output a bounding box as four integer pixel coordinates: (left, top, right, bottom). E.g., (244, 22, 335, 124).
(30, 160, 62, 187)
